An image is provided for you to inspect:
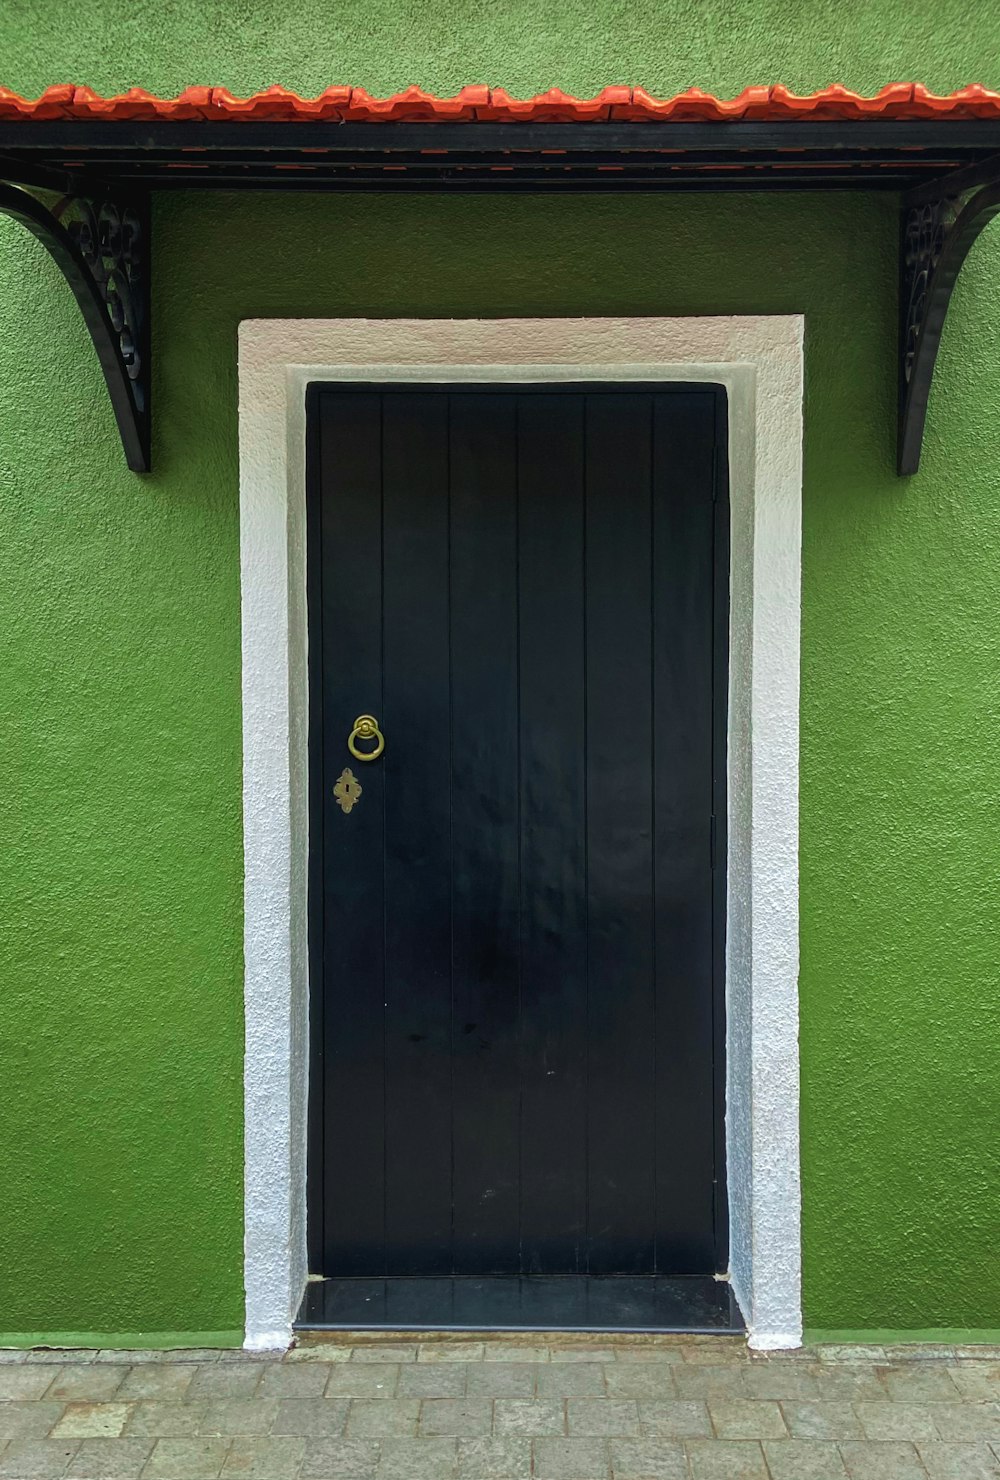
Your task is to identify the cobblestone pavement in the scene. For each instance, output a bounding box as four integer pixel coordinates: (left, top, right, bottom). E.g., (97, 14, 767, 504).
(0, 1335, 998, 1479)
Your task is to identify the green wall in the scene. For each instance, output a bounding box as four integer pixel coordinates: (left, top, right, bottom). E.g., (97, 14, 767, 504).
(1, 2, 999, 1340)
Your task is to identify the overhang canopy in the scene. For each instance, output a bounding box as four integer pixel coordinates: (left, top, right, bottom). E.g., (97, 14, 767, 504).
(1, 82, 999, 472)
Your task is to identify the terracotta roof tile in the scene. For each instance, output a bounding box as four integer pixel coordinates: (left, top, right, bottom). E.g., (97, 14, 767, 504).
(1, 82, 999, 124)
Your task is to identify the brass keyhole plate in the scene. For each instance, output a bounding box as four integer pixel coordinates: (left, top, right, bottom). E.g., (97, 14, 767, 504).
(334, 767, 363, 814)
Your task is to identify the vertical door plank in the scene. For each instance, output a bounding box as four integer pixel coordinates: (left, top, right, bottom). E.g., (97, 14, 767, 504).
(318, 391, 387, 1274)
(382, 393, 454, 1275)
(449, 393, 521, 1273)
(651, 392, 718, 1272)
(584, 393, 657, 1274)
(517, 393, 589, 1273)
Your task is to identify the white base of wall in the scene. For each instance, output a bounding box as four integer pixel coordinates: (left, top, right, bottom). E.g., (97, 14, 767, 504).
(243, 1331, 295, 1352)
(749, 1330, 806, 1352)
(238, 316, 804, 1351)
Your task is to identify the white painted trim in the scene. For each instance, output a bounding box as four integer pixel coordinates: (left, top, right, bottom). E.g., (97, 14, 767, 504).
(238, 317, 804, 1350)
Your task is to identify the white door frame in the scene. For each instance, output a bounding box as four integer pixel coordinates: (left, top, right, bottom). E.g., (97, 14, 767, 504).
(237, 316, 804, 1351)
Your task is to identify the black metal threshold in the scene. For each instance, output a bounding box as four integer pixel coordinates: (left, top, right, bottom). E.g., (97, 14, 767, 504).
(296, 1275, 743, 1334)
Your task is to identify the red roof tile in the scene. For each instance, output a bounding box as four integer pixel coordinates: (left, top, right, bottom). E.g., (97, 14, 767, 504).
(1, 82, 999, 124)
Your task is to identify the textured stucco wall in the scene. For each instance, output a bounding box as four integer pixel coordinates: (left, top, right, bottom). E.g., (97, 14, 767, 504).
(1, 2, 999, 1338)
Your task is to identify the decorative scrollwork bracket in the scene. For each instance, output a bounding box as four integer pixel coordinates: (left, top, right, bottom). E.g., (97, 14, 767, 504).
(899, 166, 1000, 475)
(0, 178, 150, 472)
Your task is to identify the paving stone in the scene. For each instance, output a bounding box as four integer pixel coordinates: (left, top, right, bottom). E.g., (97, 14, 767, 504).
(550, 1349, 617, 1365)
(299, 1437, 380, 1478)
(221, 1435, 305, 1476)
(880, 1365, 962, 1402)
(531, 1436, 610, 1479)
(931, 1402, 1000, 1440)
(739, 1363, 822, 1401)
(0, 1367, 59, 1401)
(0, 1401, 66, 1440)
(0, 1436, 81, 1477)
(761, 1439, 848, 1479)
(636, 1400, 712, 1439)
(44, 1367, 127, 1402)
(28, 1351, 87, 1366)
(376, 1437, 458, 1479)
(493, 1400, 565, 1436)
(197, 1398, 280, 1436)
(566, 1400, 639, 1437)
(399, 1366, 469, 1399)
(611, 1350, 683, 1366)
(836, 1439, 926, 1479)
(0, 1351, 28, 1364)
(51, 1403, 132, 1439)
(286, 1345, 353, 1364)
(946, 1364, 1000, 1400)
(142, 1437, 231, 1478)
(781, 1401, 865, 1440)
(603, 1366, 676, 1401)
(481, 1346, 550, 1364)
(607, 1436, 687, 1478)
(118, 1366, 195, 1401)
(456, 1436, 532, 1478)
(65, 1437, 153, 1476)
(418, 1346, 485, 1364)
(271, 1398, 350, 1436)
(684, 1438, 768, 1478)
(917, 1440, 1000, 1478)
(349, 1347, 417, 1365)
(854, 1399, 939, 1440)
(92, 1352, 189, 1366)
(345, 1399, 419, 1437)
(464, 1364, 535, 1399)
(537, 1365, 607, 1398)
(707, 1397, 786, 1439)
(185, 1368, 263, 1402)
(680, 1343, 749, 1366)
(419, 1400, 493, 1437)
(816, 1348, 887, 1365)
(882, 1346, 957, 1364)
(801, 1369, 888, 1403)
(671, 1365, 745, 1400)
(258, 1364, 331, 1398)
(125, 1401, 209, 1437)
(324, 1368, 399, 1400)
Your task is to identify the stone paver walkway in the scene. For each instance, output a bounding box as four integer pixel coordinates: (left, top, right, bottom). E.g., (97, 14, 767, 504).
(0, 1335, 998, 1479)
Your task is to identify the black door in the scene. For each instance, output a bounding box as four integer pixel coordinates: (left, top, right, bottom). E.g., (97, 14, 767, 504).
(307, 384, 728, 1309)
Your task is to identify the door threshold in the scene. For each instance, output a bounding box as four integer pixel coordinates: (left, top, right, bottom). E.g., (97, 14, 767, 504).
(296, 1275, 743, 1334)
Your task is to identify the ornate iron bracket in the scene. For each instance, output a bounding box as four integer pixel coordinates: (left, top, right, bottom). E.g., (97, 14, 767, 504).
(0, 177, 150, 472)
(899, 163, 1000, 474)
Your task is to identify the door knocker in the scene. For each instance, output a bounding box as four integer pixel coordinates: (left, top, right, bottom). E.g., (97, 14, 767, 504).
(347, 713, 385, 762)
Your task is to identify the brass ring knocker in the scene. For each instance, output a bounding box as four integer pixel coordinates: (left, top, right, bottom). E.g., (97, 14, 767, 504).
(347, 713, 385, 762)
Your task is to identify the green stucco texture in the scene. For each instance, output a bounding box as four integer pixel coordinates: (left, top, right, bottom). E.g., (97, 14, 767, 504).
(1, 1, 999, 1341)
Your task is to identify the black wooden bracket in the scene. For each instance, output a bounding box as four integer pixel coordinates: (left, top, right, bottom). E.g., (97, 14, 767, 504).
(0, 173, 150, 472)
(899, 157, 1000, 474)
